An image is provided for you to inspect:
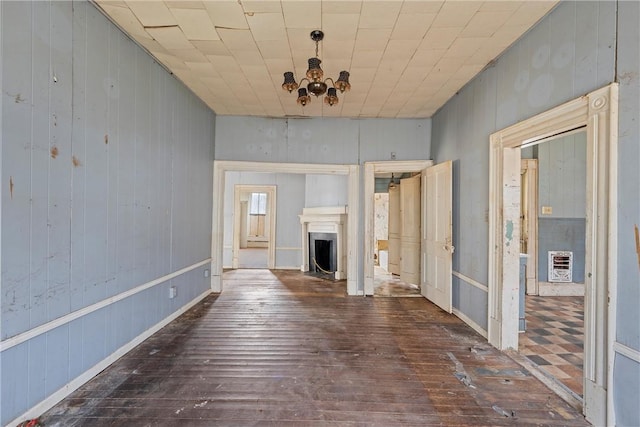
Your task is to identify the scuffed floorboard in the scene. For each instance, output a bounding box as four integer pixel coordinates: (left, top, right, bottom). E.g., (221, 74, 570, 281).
(40, 269, 589, 426)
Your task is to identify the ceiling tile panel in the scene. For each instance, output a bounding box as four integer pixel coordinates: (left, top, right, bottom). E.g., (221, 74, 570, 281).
(233, 49, 265, 66)
(359, 2, 402, 29)
(282, 1, 322, 29)
(241, 1, 282, 14)
(207, 54, 242, 72)
(480, 1, 523, 13)
(409, 49, 445, 67)
(165, 1, 205, 9)
(146, 26, 194, 50)
(203, 1, 248, 29)
(125, 1, 176, 26)
(258, 40, 293, 59)
(354, 28, 392, 51)
(247, 13, 287, 41)
(168, 48, 209, 62)
(444, 37, 491, 58)
(351, 50, 384, 67)
(460, 11, 514, 38)
(400, 1, 443, 14)
(98, 4, 151, 40)
(217, 28, 258, 51)
(391, 13, 436, 40)
(190, 40, 230, 55)
(430, 1, 481, 29)
(321, 14, 360, 41)
(419, 27, 461, 50)
(96, 0, 559, 118)
(169, 8, 219, 40)
(323, 1, 363, 14)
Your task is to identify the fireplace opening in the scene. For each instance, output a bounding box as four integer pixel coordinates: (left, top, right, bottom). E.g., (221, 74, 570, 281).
(309, 232, 337, 276)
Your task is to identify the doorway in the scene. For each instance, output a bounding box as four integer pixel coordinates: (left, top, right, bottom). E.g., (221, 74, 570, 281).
(488, 84, 618, 425)
(232, 185, 276, 269)
(364, 160, 454, 313)
(212, 161, 359, 295)
(372, 173, 421, 297)
(364, 161, 432, 296)
(518, 131, 587, 401)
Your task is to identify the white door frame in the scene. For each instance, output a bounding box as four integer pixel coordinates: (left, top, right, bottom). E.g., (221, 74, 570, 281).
(488, 84, 618, 426)
(364, 160, 433, 295)
(520, 159, 538, 295)
(212, 160, 359, 295)
(232, 185, 276, 269)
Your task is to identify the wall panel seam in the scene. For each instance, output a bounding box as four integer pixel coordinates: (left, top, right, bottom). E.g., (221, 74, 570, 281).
(0, 258, 211, 352)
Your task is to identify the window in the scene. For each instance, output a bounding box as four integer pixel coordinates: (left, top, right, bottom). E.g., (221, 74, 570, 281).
(250, 192, 267, 215)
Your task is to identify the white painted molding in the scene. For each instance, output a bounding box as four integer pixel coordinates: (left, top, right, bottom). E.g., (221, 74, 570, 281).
(7, 289, 211, 427)
(0, 258, 212, 352)
(452, 271, 488, 293)
(452, 308, 487, 339)
(614, 341, 640, 364)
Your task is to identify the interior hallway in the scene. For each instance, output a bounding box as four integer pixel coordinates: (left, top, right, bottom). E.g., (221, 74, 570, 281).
(40, 270, 588, 426)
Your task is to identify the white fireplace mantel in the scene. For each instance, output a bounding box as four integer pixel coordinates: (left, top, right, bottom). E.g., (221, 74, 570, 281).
(299, 206, 347, 280)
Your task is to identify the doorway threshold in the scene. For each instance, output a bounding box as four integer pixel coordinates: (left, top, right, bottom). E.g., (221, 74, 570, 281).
(506, 350, 583, 412)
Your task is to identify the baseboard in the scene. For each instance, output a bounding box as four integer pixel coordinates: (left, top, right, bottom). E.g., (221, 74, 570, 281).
(538, 281, 584, 296)
(453, 307, 488, 339)
(7, 289, 211, 427)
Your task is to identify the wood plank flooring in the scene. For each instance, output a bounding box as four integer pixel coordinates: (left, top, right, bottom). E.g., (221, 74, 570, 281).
(40, 270, 589, 426)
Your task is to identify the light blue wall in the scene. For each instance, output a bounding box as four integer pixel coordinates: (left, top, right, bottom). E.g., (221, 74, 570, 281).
(538, 132, 587, 219)
(537, 132, 587, 282)
(215, 116, 430, 165)
(432, 1, 639, 424)
(614, 2, 640, 425)
(0, 1, 214, 424)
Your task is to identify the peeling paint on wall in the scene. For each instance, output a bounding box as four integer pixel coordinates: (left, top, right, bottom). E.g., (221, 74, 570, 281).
(9, 177, 14, 199)
(104, 134, 108, 144)
(51, 146, 58, 159)
(72, 156, 81, 167)
(505, 220, 514, 242)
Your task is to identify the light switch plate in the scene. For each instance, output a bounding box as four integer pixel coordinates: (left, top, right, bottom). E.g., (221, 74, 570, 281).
(541, 206, 553, 215)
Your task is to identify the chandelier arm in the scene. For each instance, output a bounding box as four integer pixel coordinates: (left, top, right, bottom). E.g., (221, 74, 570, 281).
(299, 77, 310, 86)
(324, 77, 336, 87)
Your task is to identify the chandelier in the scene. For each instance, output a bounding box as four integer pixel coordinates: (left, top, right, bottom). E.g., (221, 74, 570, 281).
(281, 30, 351, 107)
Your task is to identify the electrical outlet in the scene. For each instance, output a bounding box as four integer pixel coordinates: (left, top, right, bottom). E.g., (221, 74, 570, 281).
(169, 286, 177, 299)
(390, 152, 396, 160)
(541, 206, 553, 215)
(204, 269, 210, 278)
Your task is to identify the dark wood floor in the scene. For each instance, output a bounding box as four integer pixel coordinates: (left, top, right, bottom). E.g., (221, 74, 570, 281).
(40, 270, 589, 426)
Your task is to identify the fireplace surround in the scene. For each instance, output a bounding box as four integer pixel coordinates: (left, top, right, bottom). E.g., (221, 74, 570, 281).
(299, 206, 347, 280)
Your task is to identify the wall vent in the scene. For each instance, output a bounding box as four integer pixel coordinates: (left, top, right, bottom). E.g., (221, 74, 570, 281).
(548, 251, 573, 282)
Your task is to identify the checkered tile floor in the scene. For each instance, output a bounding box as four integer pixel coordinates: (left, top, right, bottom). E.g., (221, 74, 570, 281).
(519, 295, 584, 397)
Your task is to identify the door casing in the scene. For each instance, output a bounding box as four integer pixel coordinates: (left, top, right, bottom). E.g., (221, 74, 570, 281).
(488, 84, 618, 426)
(212, 161, 359, 296)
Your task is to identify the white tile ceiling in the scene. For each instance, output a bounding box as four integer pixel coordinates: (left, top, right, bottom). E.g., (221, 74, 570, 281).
(94, 0, 558, 118)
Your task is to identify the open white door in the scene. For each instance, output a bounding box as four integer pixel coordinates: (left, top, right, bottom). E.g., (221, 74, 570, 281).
(387, 184, 401, 275)
(400, 174, 421, 284)
(422, 161, 453, 313)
